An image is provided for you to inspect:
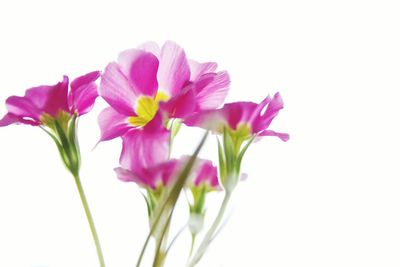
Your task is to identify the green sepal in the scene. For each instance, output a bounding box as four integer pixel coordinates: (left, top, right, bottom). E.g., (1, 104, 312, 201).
(190, 185, 207, 214)
(235, 136, 254, 174)
(217, 138, 227, 184)
(222, 127, 235, 176)
(170, 119, 182, 139)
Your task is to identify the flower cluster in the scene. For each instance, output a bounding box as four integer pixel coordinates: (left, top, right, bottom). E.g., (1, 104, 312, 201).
(0, 41, 288, 267)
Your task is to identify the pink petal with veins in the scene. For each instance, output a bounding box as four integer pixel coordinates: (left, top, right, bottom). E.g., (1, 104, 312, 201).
(97, 107, 131, 141)
(118, 49, 159, 97)
(69, 71, 100, 115)
(157, 41, 190, 96)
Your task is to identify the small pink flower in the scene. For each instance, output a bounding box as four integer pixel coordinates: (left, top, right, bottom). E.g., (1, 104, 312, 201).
(116, 138, 219, 190)
(115, 160, 179, 190)
(0, 71, 100, 127)
(98, 41, 230, 141)
(183, 157, 220, 190)
(184, 92, 289, 141)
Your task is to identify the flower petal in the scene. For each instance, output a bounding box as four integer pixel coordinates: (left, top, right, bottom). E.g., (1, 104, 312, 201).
(158, 41, 190, 96)
(193, 158, 219, 188)
(118, 49, 159, 97)
(5, 96, 42, 122)
(183, 109, 226, 133)
(0, 113, 18, 126)
(98, 107, 131, 141)
(69, 71, 100, 115)
(158, 160, 179, 186)
(99, 62, 138, 116)
(258, 129, 289, 141)
(120, 127, 169, 172)
(25, 76, 69, 117)
(138, 41, 161, 57)
(194, 71, 230, 110)
(0, 112, 40, 126)
(188, 60, 217, 81)
(253, 93, 284, 133)
(114, 167, 146, 184)
(159, 87, 196, 119)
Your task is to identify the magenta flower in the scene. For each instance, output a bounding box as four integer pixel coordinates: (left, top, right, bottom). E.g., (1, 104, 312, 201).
(183, 157, 220, 190)
(0, 71, 100, 127)
(98, 41, 230, 141)
(0, 71, 105, 265)
(184, 92, 289, 141)
(185, 92, 288, 193)
(116, 126, 219, 191)
(115, 160, 179, 190)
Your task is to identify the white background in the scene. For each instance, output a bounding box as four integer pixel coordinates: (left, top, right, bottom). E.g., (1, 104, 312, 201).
(1, 0, 400, 266)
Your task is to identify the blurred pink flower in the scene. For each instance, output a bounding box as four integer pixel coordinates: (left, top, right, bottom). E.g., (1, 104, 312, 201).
(184, 157, 220, 190)
(184, 92, 289, 141)
(116, 140, 219, 191)
(0, 71, 100, 127)
(98, 41, 230, 141)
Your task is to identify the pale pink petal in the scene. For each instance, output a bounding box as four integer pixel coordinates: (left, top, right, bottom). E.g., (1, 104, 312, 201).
(188, 60, 217, 81)
(98, 107, 131, 141)
(258, 130, 289, 141)
(194, 71, 230, 110)
(158, 41, 190, 96)
(99, 62, 138, 116)
(114, 167, 146, 184)
(183, 109, 226, 133)
(138, 41, 161, 57)
(25, 76, 69, 117)
(118, 49, 159, 97)
(120, 127, 169, 172)
(69, 71, 100, 115)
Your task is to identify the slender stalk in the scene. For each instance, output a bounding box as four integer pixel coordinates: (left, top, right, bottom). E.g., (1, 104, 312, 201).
(187, 233, 196, 264)
(73, 174, 105, 267)
(153, 234, 168, 267)
(188, 192, 231, 267)
(152, 209, 172, 267)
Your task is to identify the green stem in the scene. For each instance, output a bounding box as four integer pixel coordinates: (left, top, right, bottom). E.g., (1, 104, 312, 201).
(153, 237, 167, 267)
(152, 211, 172, 267)
(187, 233, 196, 264)
(188, 192, 231, 267)
(73, 174, 105, 267)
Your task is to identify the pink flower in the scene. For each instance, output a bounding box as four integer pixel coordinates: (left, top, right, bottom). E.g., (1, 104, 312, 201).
(116, 128, 219, 190)
(184, 92, 289, 141)
(98, 41, 230, 141)
(0, 71, 100, 127)
(115, 160, 179, 190)
(183, 157, 220, 190)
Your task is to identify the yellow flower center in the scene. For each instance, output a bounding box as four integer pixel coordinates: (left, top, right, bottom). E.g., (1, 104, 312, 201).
(128, 91, 169, 127)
